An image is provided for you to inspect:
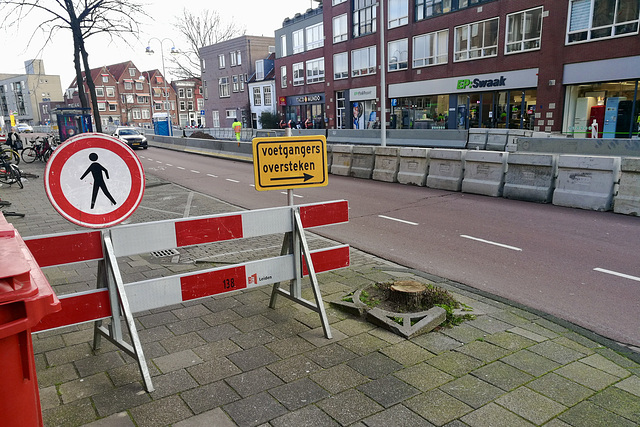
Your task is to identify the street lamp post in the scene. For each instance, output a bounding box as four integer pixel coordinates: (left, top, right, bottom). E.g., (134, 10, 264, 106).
(146, 38, 178, 136)
(379, 0, 387, 146)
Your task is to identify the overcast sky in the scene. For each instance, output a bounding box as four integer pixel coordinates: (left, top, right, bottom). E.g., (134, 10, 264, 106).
(1, 0, 314, 87)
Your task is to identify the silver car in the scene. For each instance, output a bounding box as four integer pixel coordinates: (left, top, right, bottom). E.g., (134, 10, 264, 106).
(113, 127, 148, 149)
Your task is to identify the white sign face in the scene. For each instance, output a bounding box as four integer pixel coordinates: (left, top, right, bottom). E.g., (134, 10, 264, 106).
(45, 133, 145, 228)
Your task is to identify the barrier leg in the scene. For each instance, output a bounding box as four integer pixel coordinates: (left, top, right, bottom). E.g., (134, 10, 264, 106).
(269, 232, 291, 309)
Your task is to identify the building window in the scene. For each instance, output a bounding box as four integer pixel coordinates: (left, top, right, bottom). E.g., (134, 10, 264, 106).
(388, 39, 409, 71)
(102, 76, 109, 83)
(197, 98, 203, 110)
(256, 60, 265, 80)
(226, 109, 236, 118)
(567, 0, 639, 43)
(106, 87, 115, 97)
(351, 46, 376, 77)
(416, 0, 451, 21)
(333, 14, 348, 43)
(129, 68, 136, 76)
(293, 62, 304, 86)
(124, 81, 132, 90)
(334, 52, 348, 79)
(96, 87, 105, 97)
(142, 109, 150, 119)
(187, 88, 193, 98)
(219, 77, 230, 97)
(281, 66, 287, 88)
(454, 17, 499, 61)
(293, 29, 304, 54)
(179, 88, 185, 98)
(233, 75, 239, 92)
(108, 104, 117, 111)
(240, 74, 245, 91)
(212, 110, 220, 127)
(253, 87, 262, 106)
(137, 96, 149, 103)
(188, 101, 193, 110)
(180, 101, 186, 111)
(353, 0, 377, 37)
(388, 0, 409, 28)
(218, 54, 226, 68)
(98, 102, 106, 111)
(306, 58, 325, 83)
(281, 35, 287, 57)
(333, 0, 346, 4)
(413, 29, 448, 67)
(135, 82, 143, 90)
(236, 51, 242, 65)
(263, 86, 272, 106)
(230, 51, 237, 66)
(132, 109, 141, 119)
(506, 7, 543, 53)
(306, 23, 324, 50)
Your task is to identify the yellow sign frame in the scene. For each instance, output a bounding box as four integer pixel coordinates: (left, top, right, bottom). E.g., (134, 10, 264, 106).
(252, 136, 328, 191)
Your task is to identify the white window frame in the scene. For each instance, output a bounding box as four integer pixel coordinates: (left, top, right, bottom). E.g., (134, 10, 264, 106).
(333, 0, 346, 4)
(293, 29, 304, 54)
(351, 46, 376, 77)
(124, 81, 132, 90)
(230, 51, 237, 66)
(219, 77, 230, 98)
(102, 76, 109, 83)
(280, 35, 287, 57)
(233, 75, 239, 92)
(135, 82, 143, 90)
(333, 14, 348, 43)
(256, 60, 265, 80)
(353, 0, 377, 38)
(218, 54, 226, 68)
(96, 87, 105, 97)
(97, 102, 106, 111)
(108, 104, 117, 111)
(454, 17, 499, 62)
(281, 66, 288, 88)
(226, 109, 236, 119)
(388, 38, 409, 71)
(293, 62, 304, 86)
(388, 0, 409, 29)
(129, 68, 136, 77)
(180, 101, 186, 111)
(253, 87, 262, 106)
(179, 88, 185, 98)
(506, 7, 543, 54)
(263, 86, 272, 106)
(212, 110, 220, 127)
(333, 52, 349, 79)
(306, 23, 324, 50)
(236, 51, 242, 65)
(132, 109, 141, 119)
(566, 0, 640, 44)
(413, 29, 449, 68)
(415, 0, 452, 21)
(306, 58, 325, 84)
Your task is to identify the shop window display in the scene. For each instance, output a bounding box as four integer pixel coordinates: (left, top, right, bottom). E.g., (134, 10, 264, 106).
(392, 95, 449, 129)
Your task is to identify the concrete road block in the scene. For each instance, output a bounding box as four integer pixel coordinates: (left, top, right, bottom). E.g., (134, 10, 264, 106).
(467, 129, 488, 150)
(373, 147, 400, 182)
(350, 145, 376, 179)
(553, 155, 621, 211)
(614, 157, 640, 216)
(398, 148, 430, 186)
(426, 149, 465, 191)
(327, 144, 333, 172)
(330, 144, 353, 176)
(462, 151, 508, 197)
(503, 153, 556, 203)
(486, 129, 510, 151)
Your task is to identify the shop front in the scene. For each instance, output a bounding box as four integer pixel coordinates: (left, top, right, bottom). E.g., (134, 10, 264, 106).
(284, 93, 325, 128)
(389, 68, 539, 131)
(563, 57, 639, 139)
(349, 87, 378, 129)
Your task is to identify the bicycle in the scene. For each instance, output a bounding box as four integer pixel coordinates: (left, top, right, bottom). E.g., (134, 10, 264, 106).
(0, 151, 24, 189)
(0, 146, 21, 165)
(21, 135, 53, 163)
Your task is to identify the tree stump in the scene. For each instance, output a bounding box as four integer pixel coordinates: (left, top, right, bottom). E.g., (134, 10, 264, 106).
(389, 280, 427, 309)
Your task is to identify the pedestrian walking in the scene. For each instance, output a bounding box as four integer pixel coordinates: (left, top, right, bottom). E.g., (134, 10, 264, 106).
(232, 118, 242, 146)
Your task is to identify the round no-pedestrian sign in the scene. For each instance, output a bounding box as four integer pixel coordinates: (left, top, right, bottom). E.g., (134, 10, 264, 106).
(45, 133, 145, 228)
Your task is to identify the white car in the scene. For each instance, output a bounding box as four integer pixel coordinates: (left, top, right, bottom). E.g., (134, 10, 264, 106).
(16, 123, 33, 133)
(113, 127, 148, 149)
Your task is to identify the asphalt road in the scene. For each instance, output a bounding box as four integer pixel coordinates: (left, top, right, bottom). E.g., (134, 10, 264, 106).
(138, 147, 640, 348)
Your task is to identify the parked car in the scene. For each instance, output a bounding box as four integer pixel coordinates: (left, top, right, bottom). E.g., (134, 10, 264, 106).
(112, 127, 148, 149)
(16, 123, 33, 133)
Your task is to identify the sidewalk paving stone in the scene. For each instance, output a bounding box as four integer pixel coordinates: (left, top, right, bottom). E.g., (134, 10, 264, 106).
(494, 386, 567, 425)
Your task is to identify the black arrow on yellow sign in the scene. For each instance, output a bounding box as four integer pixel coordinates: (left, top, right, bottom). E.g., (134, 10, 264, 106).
(271, 173, 314, 182)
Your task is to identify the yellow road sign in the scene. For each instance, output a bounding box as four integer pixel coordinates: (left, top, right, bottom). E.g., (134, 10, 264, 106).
(252, 136, 328, 191)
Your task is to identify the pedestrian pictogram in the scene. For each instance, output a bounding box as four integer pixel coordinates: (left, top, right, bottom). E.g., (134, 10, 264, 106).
(252, 136, 328, 191)
(45, 133, 145, 228)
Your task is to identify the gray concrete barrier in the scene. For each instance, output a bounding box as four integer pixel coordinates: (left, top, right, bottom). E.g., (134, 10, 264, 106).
(506, 130, 534, 152)
(461, 151, 508, 197)
(330, 144, 354, 176)
(613, 157, 640, 216)
(397, 148, 430, 186)
(372, 147, 400, 182)
(426, 149, 465, 191)
(326, 129, 468, 148)
(327, 144, 333, 173)
(553, 155, 621, 211)
(503, 153, 556, 203)
(517, 137, 640, 156)
(467, 129, 488, 150)
(486, 129, 509, 151)
(350, 145, 376, 179)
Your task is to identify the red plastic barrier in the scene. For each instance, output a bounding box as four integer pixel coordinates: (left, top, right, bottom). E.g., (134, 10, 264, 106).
(0, 215, 61, 427)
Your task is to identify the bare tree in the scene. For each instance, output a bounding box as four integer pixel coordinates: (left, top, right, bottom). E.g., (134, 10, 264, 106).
(170, 8, 245, 80)
(0, 0, 148, 132)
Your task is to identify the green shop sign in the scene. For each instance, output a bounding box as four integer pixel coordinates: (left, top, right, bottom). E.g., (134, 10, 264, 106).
(457, 76, 507, 90)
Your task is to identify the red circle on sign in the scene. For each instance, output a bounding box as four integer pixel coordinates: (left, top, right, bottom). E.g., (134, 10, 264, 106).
(45, 133, 145, 228)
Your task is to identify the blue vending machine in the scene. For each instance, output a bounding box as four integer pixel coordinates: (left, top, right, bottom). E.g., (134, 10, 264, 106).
(603, 97, 625, 138)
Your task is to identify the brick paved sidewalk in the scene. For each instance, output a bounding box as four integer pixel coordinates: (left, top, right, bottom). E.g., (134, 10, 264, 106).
(2, 159, 639, 427)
